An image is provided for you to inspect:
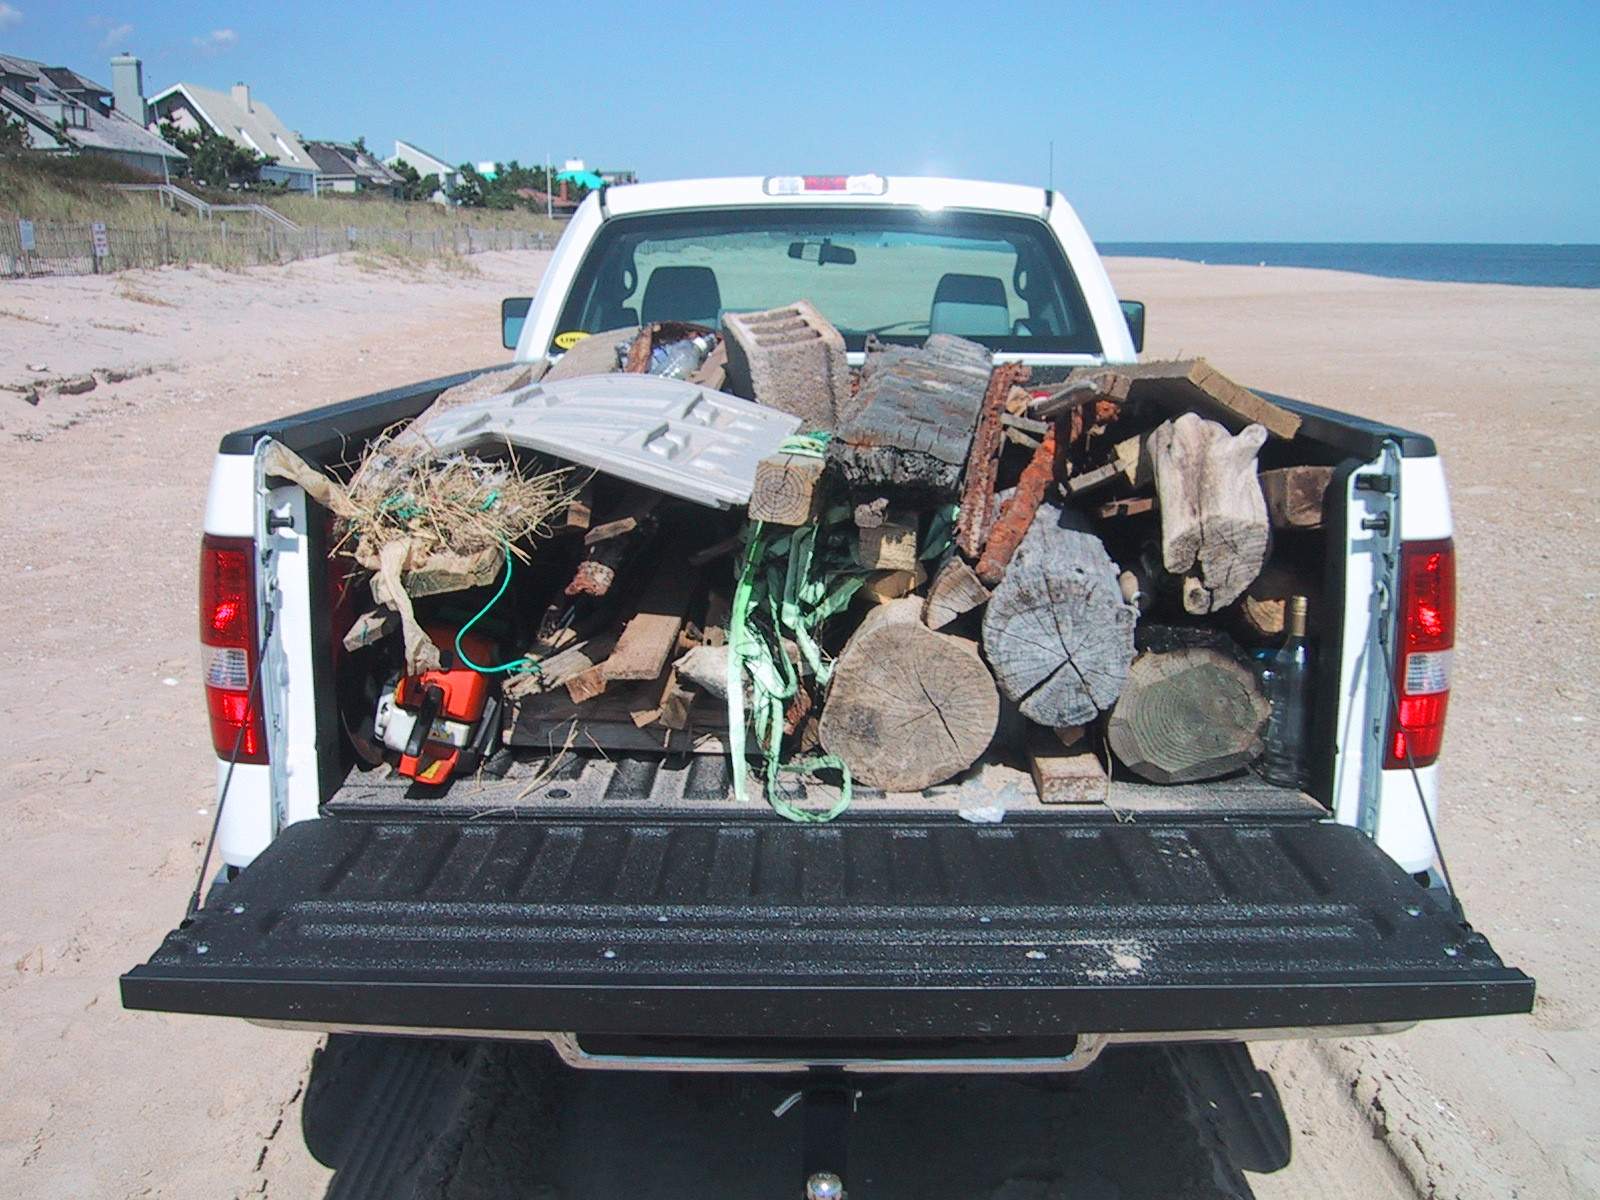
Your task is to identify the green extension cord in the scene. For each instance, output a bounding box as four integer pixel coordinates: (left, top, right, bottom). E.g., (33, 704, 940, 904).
(453, 541, 541, 676)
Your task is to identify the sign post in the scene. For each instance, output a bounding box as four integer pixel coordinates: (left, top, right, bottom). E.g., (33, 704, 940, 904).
(90, 221, 109, 273)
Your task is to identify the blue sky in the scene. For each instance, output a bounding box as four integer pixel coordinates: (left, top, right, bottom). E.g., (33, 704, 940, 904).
(7, 1, 1597, 240)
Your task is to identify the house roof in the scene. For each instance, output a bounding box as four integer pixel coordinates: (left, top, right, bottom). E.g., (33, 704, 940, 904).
(0, 51, 184, 161)
(149, 81, 316, 175)
(303, 139, 402, 186)
(388, 139, 459, 178)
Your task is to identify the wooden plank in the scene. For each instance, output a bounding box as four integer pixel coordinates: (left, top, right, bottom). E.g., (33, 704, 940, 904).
(1259, 465, 1334, 530)
(565, 663, 609, 703)
(1085, 358, 1301, 441)
(560, 479, 594, 531)
(602, 557, 698, 681)
(584, 515, 642, 545)
(1027, 728, 1109, 805)
(503, 633, 619, 699)
(856, 511, 919, 571)
(860, 564, 926, 604)
(1096, 496, 1155, 519)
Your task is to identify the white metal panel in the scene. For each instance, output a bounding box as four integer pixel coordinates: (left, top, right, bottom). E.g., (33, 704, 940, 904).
(404, 374, 802, 507)
(1399, 454, 1453, 540)
(202, 452, 257, 537)
(216, 760, 273, 867)
(1047, 194, 1135, 364)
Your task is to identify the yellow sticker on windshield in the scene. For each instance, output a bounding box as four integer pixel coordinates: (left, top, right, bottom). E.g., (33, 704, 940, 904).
(553, 330, 590, 350)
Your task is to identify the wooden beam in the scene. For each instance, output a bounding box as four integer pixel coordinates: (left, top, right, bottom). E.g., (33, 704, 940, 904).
(602, 558, 697, 682)
(1083, 358, 1301, 441)
(747, 452, 826, 527)
(1027, 728, 1109, 804)
(975, 427, 1056, 586)
(856, 511, 919, 571)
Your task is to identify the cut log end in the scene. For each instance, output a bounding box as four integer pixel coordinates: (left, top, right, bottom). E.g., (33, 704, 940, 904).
(1106, 643, 1269, 784)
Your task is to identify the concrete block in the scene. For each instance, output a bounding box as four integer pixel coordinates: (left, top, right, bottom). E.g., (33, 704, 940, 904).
(721, 301, 850, 432)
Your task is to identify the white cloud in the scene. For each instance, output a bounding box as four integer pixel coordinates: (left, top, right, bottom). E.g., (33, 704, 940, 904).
(97, 21, 134, 50)
(0, 4, 23, 31)
(192, 27, 238, 55)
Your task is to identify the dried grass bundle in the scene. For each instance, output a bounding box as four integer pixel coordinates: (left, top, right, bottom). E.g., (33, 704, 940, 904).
(337, 428, 574, 564)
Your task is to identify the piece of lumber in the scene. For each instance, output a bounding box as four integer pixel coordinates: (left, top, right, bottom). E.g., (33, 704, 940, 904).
(956, 362, 1030, 559)
(602, 565, 697, 683)
(503, 633, 619, 699)
(686, 339, 728, 391)
(688, 533, 743, 568)
(975, 427, 1057, 585)
(1084, 358, 1300, 441)
(583, 515, 643, 545)
(1148, 413, 1270, 614)
(560, 479, 594, 531)
(982, 504, 1138, 726)
(1105, 637, 1270, 784)
(747, 452, 826, 526)
(1027, 728, 1109, 804)
(1029, 369, 1131, 420)
(1237, 563, 1321, 641)
(564, 490, 660, 597)
(860, 564, 927, 604)
(565, 663, 609, 704)
(1097, 496, 1155, 520)
(509, 681, 730, 755)
(856, 511, 919, 571)
(818, 598, 999, 791)
(1259, 465, 1334, 530)
(922, 556, 992, 629)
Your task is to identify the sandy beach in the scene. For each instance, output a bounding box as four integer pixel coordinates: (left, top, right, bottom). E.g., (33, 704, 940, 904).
(0, 249, 1595, 1198)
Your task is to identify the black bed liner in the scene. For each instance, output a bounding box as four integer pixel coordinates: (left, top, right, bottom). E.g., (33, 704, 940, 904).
(122, 814, 1531, 1039)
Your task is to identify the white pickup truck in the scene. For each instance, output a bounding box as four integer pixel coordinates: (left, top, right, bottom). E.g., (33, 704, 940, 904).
(124, 175, 1530, 1075)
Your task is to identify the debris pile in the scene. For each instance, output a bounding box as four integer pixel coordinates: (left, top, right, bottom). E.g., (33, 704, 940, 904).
(294, 307, 1330, 815)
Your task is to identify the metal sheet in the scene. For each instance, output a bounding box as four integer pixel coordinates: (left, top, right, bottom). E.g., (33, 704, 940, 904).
(403, 374, 802, 508)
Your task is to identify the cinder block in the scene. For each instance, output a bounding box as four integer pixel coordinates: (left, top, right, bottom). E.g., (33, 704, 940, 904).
(722, 301, 850, 432)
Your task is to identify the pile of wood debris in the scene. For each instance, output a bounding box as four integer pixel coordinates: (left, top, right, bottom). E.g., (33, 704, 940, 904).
(321, 310, 1332, 815)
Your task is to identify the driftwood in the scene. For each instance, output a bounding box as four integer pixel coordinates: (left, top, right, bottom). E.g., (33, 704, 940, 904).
(1260, 465, 1334, 530)
(819, 599, 998, 791)
(922, 556, 991, 630)
(982, 505, 1137, 726)
(1148, 414, 1269, 614)
(1105, 629, 1269, 784)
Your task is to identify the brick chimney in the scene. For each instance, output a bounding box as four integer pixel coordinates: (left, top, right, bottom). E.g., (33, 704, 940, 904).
(231, 82, 251, 112)
(109, 53, 145, 125)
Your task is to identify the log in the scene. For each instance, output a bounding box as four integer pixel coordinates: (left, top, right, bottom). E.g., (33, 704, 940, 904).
(747, 452, 826, 527)
(602, 557, 697, 681)
(856, 511, 919, 571)
(1148, 413, 1269, 614)
(819, 598, 999, 791)
(975, 427, 1057, 586)
(1238, 563, 1321, 641)
(1260, 465, 1334, 530)
(1027, 728, 1108, 804)
(1105, 636, 1270, 784)
(982, 504, 1137, 726)
(922, 556, 991, 629)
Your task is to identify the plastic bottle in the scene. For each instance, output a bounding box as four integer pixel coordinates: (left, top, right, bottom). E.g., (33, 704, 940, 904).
(1260, 595, 1312, 788)
(649, 334, 715, 379)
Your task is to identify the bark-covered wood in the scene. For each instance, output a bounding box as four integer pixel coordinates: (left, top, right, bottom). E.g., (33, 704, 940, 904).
(1148, 413, 1269, 614)
(1105, 636, 1269, 784)
(819, 598, 999, 791)
(981, 504, 1138, 726)
(975, 427, 1057, 586)
(922, 556, 991, 629)
(956, 362, 1030, 559)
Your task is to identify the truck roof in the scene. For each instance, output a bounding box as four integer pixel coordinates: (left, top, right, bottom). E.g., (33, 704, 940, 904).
(601, 175, 1056, 219)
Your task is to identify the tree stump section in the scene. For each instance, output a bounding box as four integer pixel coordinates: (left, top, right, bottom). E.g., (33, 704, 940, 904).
(922, 556, 991, 629)
(1148, 413, 1269, 614)
(819, 598, 998, 791)
(982, 505, 1137, 727)
(1105, 642, 1269, 784)
(1259, 465, 1334, 530)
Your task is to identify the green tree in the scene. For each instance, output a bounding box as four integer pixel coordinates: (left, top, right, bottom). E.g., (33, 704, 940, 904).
(0, 113, 29, 153)
(391, 159, 441, 202)
(159, 119, 271, 187)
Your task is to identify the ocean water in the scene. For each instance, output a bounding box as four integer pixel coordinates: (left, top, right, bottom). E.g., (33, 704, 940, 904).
(1098, 242, 1600, 289)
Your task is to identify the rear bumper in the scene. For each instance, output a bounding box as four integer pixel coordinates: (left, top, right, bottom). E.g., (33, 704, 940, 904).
(122, 815, 1533, 1041)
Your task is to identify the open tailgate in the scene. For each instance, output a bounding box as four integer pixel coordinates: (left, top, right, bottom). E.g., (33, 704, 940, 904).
(122, 815, 1532, 1038)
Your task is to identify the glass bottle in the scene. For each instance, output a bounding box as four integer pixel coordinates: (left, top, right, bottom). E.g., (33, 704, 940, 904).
(1261, 595, 1312, 788)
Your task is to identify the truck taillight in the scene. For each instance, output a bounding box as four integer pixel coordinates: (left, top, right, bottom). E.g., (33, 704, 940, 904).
(200, 534, 267, 764)
(1385, 538, 1455, 768)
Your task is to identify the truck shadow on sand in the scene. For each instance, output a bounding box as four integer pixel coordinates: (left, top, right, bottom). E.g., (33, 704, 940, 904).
(302, 1037, 1291, 1199)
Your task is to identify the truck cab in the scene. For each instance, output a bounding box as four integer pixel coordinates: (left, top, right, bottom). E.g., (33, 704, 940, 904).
(124, 176, 1530, 1074)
